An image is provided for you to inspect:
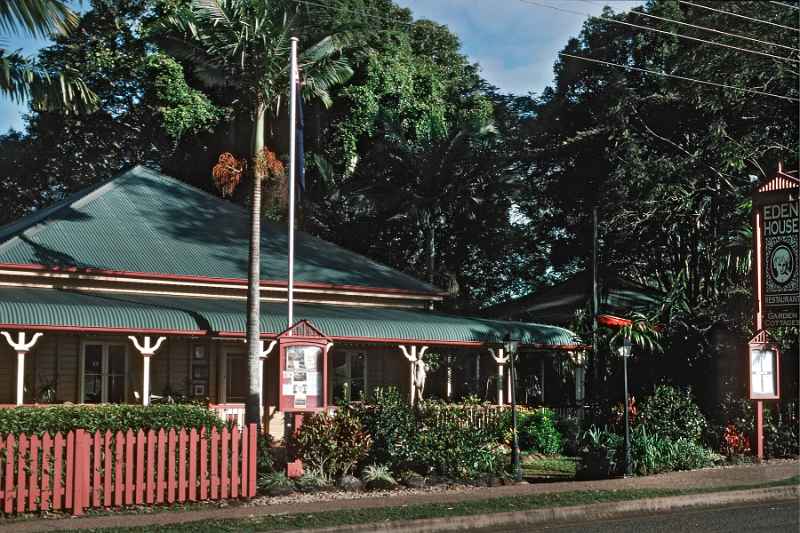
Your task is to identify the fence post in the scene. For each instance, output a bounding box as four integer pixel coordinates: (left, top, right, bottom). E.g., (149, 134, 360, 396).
(248, 424, 257, 497)
(72, 429, 86, 516)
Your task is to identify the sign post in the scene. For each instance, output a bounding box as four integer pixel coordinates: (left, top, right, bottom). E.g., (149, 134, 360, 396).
(751, 165, 798, 460)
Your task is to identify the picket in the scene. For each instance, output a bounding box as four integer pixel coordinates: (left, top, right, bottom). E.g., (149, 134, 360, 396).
(114, 432, 124, 507)
(41, 434, 52, 511)
(0, 425, 257, 515)
(135, 430, 145, 505)
(178, 429, 187, 502)
(199, 427, 208, 500)
(125, 431, 134, 506)
(231, 426, 239, 499)
(220, 427, 229, 500)
(188, 429, 197, 502)
(52, 433, 63, 511)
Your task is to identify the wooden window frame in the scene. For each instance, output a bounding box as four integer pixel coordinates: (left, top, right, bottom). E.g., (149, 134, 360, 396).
(79, 340, 128, 404)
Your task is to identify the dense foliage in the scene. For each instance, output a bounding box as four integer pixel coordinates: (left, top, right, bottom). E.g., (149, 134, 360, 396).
(512, 408, 562, 455)
(637, 385, 707, 443)
(353, 388, 506, 479)
(0, 404, 223, 435)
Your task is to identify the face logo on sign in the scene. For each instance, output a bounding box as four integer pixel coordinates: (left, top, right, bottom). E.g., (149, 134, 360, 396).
(770, 244, 794, 285)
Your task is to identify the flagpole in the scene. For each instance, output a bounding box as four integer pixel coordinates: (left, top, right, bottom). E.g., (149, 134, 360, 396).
(288, 36, 298, 330)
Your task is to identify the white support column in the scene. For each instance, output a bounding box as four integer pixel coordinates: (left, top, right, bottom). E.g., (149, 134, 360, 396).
(540, 357, 546, 404)
(258, 340, 277, 420)
(1, 331, 43, 406)
(445, 354, 453, 400)
(128, 336, 166, 406)
(488, 348, 510, 406)
(399, 345, 428, 405)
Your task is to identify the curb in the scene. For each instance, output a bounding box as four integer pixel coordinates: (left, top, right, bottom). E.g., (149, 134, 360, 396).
(286, 486, 799, 533)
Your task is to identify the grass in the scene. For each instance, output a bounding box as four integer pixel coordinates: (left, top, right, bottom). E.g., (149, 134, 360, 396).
(65, 475, 799, 533)
(522, 455, 577, 478)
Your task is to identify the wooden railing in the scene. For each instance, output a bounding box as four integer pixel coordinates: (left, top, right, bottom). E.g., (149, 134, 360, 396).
(210, 403, 246, 429)
(0, 424, 257, 515)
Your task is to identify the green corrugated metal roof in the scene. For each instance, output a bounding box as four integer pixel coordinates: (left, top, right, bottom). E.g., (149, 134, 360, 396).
(0, 166, 438, 294)
(0, 287, 580, 346)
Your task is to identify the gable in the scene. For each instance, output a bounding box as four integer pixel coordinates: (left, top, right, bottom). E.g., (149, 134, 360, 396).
(0, 166, 440, 295)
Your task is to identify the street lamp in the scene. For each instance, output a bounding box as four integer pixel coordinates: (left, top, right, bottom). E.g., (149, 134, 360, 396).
(617, 337, 633, 477)
(504, 335, 522, 482)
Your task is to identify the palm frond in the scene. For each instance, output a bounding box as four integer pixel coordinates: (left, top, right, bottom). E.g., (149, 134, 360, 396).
(0, 49, 97, 113)
(0, 0, 77, 38)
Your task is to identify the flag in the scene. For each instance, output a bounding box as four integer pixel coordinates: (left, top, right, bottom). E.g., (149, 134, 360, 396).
(295, 79, 305, 194)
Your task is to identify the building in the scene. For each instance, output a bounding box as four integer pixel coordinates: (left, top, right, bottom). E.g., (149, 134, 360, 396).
(0, 166, 583, 437)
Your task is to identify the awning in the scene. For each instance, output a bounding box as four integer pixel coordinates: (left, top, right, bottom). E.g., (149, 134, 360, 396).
(0, 287, 582, 348)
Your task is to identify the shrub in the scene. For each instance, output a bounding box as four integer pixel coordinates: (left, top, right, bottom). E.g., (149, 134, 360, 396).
(577, 427, 621, 480)
(355, 388, 418, 471)
(637, 385, 707, 443)
(293, 409, 372, 480)
(764, 402, 799, 459)
(354, 388, 507, 480)
(258, 471, 293, 495)
(629, 426, 714, 475)
(516, 408, 562, 455)
(295, 468, 330, 492)
(362, 464, 396, 484)
(556, 416, 581, 456)
(0, 404, 223, 435)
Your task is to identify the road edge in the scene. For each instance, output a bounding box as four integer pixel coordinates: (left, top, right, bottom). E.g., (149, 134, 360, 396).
(290, 485, 799, 533)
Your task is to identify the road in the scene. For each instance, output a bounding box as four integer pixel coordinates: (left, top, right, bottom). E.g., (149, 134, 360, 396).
(475, 500, 799, 532)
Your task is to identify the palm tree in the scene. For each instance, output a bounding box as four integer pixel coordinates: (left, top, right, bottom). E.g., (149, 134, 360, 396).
(162, 0, 352, 428)
(0, 0, 96, 112)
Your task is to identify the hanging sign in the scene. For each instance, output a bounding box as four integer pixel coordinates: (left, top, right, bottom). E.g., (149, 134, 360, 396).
(753, 169, 799, 328)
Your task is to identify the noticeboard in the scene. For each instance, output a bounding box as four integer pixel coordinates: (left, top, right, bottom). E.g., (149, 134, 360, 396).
(277, 320, 332, 412)
(749, 344, 780, 400)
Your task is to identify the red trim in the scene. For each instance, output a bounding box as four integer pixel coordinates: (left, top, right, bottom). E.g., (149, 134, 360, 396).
(0, 323, 205, 336)
(0, 262, 446, 298)
(597, 314, 633, 328)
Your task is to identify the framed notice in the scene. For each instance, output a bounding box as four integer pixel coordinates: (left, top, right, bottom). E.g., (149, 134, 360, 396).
(277, 320, 332, 412)
(749, 344, 780, 400)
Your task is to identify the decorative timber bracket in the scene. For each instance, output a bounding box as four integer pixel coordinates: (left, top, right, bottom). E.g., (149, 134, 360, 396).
(1, 331, 44, 405)
(399, 345, 429, 405)
(488, 347, 511, 406)
(128, 336, 167, 406)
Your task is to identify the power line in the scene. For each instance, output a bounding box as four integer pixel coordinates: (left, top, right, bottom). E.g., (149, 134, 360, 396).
(572, 0, 800, 53)
(769, 1, 800, 10)
(679, 1, 800, 33)
(558, 52, 799, 102)
(518, 0, 798, 63)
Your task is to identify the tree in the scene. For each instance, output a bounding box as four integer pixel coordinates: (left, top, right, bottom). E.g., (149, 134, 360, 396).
(160, 0, 353, 427)
(516, 0, 798, 404)
(0, 0, 96, 112)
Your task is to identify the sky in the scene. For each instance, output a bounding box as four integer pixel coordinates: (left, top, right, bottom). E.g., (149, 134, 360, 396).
(0, 0, 641, 132)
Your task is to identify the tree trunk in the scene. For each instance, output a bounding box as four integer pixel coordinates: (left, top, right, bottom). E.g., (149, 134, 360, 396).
(245, 103, 266, 429)
(427, 216, 435, 285)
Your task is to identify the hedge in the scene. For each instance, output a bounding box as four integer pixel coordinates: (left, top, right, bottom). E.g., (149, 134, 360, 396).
(0, 404, 224, 435)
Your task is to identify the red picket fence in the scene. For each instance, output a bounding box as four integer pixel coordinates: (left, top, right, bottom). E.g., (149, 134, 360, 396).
(0, 424, 257, 515)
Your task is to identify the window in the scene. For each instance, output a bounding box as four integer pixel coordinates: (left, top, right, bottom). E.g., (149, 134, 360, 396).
(226, 354, 248, 403)
(331, 350, 367, 403)
(82, 343, 126, 403)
